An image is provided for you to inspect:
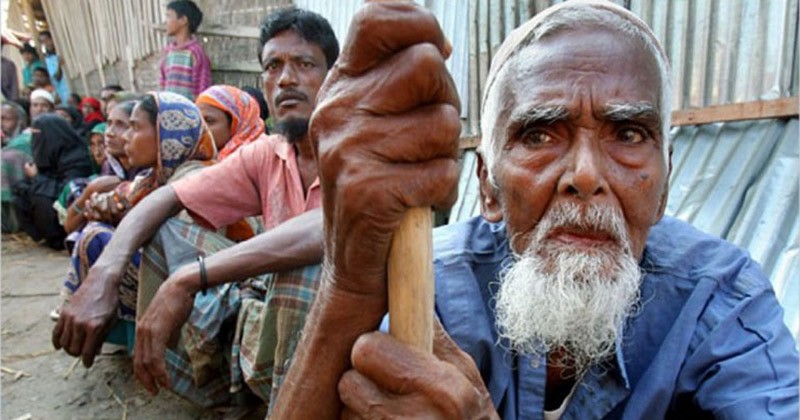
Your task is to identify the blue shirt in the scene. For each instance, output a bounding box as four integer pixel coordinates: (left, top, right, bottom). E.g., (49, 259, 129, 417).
(44, 53, 70, 103)
(433, 216, 798, 419)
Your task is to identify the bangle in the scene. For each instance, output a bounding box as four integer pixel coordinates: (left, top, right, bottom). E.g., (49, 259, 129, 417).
(71, 200, 83, 214)
(197, 254, 208, 296)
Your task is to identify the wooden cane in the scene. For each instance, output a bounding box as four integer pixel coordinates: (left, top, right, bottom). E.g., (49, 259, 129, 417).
(388, 207, 434, 352)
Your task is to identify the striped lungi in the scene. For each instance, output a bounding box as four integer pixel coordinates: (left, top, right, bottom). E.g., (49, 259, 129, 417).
(138, 217, 321, 410)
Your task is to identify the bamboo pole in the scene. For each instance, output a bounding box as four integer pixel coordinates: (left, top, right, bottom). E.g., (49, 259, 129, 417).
(388, 208, 434, 352)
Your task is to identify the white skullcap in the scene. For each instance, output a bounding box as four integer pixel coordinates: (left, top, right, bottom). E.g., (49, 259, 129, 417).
(30, 89, 55, 104)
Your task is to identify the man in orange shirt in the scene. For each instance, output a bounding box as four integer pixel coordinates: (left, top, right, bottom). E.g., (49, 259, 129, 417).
(52, 7, 337, 409)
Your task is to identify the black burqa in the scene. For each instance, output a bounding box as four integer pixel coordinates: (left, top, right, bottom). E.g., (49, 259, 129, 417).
(13, 114, 93, 249)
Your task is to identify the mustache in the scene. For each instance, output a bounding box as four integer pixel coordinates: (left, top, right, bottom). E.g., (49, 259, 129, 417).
(534, 202, 630, 251)
(275, 90, 308, 105)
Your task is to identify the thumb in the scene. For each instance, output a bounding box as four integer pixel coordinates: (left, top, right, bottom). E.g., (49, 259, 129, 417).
(432, 317, 484, 388)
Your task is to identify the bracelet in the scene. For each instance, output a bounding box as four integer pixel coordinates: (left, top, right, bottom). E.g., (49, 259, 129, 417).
(197, 254, 208, 296)
(71, 200, 84, 214)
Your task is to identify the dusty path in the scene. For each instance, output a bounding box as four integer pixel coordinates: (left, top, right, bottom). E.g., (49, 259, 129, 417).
(0, 234, 221, 419)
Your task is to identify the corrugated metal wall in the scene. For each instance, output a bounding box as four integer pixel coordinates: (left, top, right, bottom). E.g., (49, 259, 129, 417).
(630, 0, 798, 109)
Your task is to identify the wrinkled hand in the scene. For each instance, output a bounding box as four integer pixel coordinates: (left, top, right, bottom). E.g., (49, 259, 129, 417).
(134, 273, 195, 395)
(52, 264, 122, 367)
(23, 161, 37, 178)
(311, 1, 461, 301)
(75, 176, 122, 213)
(84, 190, 129, 224)
(339, 320, 498, 419)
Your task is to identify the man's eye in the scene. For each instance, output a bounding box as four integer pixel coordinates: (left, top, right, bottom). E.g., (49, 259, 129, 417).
(523, 130, 554, 145)
(618, 128, 646, 144)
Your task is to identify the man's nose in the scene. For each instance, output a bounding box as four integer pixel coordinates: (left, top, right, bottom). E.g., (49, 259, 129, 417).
(558, 135, 609, 200)
(278, 63, 299, 86)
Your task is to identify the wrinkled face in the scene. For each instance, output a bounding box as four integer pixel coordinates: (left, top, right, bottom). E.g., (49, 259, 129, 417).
(479, 28, 669, 261)
(105, 106, 131, 157)
(30, 97, 54, 119)
(164, 9, 184, 36)
(89, 133, 106, 166)
(2, 105, 19, 137)
(124, 105, 158, 169)
(260, 30, 328, 128)
(198, 102, 232, 150)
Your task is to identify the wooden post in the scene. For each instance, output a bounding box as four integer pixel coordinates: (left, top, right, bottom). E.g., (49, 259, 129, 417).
(125, 45, 136, 92)
(388, 207, 434, 352)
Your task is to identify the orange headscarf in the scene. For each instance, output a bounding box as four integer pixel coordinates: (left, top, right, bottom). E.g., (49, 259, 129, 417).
(196, 85, 266, 160)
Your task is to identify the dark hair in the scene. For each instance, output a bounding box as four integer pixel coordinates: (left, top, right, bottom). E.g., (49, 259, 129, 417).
(138, 94, 158, 125)
(115, 100, 138, 117)
(70, 93, 82, 103)
(259, 7, 339, 68)
(167, 0, 203, 34)
(242, 86, 269, 120)
(102, 84, 124, 92)
(11, 98, 30, 123)
(55, 104, 83, 127)
(39, 31, 52, 39)
(21, 43, 38, 56)
(33, 67, 49, 75)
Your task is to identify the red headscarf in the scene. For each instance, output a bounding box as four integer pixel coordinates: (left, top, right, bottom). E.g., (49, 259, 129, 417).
(80, 97, 105, 124)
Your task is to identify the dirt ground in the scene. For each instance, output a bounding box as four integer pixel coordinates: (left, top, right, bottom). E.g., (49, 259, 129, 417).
(0, 234, 236, 420)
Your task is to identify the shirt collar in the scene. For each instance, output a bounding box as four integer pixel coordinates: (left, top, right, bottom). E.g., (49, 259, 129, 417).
(272, 134, 293, 161)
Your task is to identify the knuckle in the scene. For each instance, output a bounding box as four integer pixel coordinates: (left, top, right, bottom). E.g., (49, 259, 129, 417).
(440, 105, 462, 141)
(409, 43, 444, 74)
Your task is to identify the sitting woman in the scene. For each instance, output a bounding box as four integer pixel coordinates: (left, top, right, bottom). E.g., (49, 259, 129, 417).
(196, 85, 267, 159)
(52, 123, 108, 239)
(62, 92, 216, 332)
(61, 101, 140, 235)
(12, 114, 93, 249)
(87, 123, 108, 173)
(54, 104, 84, 134)
(79, 96, 105, 136)
(2, 101, 31, 232)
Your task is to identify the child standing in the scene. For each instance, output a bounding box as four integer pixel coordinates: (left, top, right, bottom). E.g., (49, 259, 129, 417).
(38, 31, 70, 104)
(160, 0, 212, 100)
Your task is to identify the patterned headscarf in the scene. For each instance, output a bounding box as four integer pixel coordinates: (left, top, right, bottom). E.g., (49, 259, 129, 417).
(195, 85, 266, 160)
(124, 91, 215, 206)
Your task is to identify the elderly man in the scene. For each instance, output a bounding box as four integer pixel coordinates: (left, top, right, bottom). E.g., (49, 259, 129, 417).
(273, 1, 798, 418)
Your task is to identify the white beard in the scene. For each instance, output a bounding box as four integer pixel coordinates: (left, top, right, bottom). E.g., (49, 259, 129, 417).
(494, 202, 642, 373)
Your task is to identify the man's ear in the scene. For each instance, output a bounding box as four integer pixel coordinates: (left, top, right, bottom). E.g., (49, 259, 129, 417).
(477, 152, 503, 223)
